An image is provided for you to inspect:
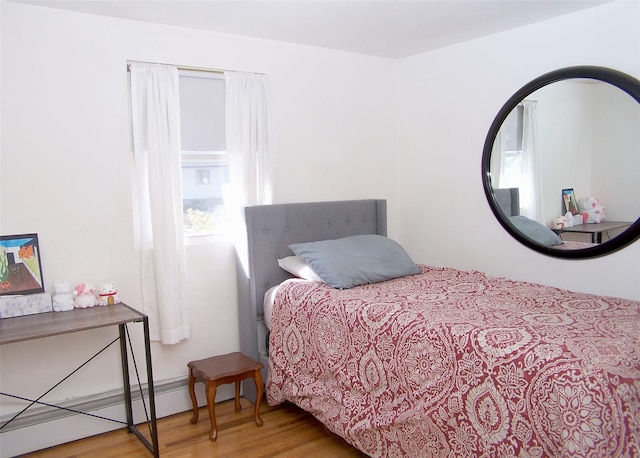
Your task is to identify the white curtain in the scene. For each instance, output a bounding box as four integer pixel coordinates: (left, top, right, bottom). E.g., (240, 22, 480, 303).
(490, 125, 507, 189)
(520, 100, 542, 220)
(224, 71, 277, 275)
(129, 62, 190, 345)
(224, 71, 276, 208)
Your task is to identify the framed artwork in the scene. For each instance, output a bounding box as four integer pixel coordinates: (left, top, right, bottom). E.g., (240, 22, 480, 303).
(562, 188, 579, 215)
(0, 233, 45, 296)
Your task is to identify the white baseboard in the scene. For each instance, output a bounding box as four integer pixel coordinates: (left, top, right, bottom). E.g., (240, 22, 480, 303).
(0, 378, 234, 457)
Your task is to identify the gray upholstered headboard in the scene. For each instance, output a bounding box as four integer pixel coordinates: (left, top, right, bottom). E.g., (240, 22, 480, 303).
(494, 188, 520, 217)
(236, 199, 387, 401)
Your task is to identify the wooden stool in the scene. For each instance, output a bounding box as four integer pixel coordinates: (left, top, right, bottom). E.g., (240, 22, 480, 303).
(187, 352, 264, 441)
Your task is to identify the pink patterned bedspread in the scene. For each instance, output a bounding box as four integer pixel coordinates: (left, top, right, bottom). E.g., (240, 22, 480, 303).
(552, 240, 598, 250)
(267, 265, 640, 457)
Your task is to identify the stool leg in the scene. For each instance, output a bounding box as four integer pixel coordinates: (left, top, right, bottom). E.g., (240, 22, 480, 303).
(234, 380, 242, 412)
(188, 370, 199, 425)
(253, 368, 264, 427)
(205, 382, 218, 441)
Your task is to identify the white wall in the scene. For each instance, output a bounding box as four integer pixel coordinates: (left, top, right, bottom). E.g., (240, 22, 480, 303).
(536, 80, 594, 225)
(396, 1, 640, 300)
(0, 2, 396, 454)
(592, 81, 640, 221)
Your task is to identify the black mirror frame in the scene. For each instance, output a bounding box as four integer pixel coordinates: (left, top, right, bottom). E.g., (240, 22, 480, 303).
(482, 66, 640, 259)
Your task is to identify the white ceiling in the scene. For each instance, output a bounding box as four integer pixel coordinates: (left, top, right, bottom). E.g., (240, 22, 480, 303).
(12, 0, 611, 58)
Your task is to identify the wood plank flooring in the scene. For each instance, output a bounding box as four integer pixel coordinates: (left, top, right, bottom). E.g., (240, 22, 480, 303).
(20, 398, 368, 457)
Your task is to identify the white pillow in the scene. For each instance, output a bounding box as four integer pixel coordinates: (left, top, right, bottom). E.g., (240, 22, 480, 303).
(277, 256, 325, 283)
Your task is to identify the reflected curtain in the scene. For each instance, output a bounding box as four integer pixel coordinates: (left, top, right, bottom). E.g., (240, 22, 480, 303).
(129, 62, 190, 345)
(490, 126, 507, 189)
(520, 100, 542, 220)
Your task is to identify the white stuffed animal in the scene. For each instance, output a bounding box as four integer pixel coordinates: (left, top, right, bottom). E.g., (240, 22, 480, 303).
(72, 283, 98, 308)
(98, 282, 120, 306)
(579, 196, 605, 223)
(52, 280, 75, 312)
(554, 212, 575, 229)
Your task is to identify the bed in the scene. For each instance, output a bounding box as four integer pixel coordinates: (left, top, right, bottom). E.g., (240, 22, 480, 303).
(239, 199, 640, 457)
(238, 199, 387, 401)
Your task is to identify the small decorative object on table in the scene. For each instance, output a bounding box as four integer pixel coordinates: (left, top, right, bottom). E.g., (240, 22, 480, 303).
(72, 283, 98, 308)
(578, 196, 605, 223)
(0, 233, 45, 296)
(562, 188, 579, 215)
(98, 282, 120, 306)
(553, 212, 575, 229)
(52, 280, 75, 312)
(0, 292, 52, 318)
(0, 233, 49, 318)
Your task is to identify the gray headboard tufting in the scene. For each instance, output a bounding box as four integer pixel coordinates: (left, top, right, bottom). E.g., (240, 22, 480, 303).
(236, 199, 387, 401)
(494, 188, 520, 217)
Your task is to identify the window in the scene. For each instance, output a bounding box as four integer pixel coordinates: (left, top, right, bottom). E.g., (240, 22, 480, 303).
(501, 104, 524, 188)
(179, 70, 228, 236)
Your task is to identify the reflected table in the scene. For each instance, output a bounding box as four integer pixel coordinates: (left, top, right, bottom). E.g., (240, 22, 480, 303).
(553, 221, 632, 244)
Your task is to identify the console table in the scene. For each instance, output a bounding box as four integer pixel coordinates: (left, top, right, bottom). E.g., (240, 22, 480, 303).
(553, 221, 632, 244)
(0, 303, 159, 457)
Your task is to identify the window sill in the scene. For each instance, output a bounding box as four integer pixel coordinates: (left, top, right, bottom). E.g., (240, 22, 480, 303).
(184, 233, 231, 247)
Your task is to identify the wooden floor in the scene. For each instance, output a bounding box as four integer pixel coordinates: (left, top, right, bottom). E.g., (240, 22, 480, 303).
(21, 398, 368, 457)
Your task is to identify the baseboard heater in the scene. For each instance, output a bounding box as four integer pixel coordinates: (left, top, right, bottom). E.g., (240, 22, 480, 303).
(0, 374, 238, 457)
(0, 377, 186, 432)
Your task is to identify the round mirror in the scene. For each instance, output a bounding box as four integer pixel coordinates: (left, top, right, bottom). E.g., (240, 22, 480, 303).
(482, 66, 640, 258)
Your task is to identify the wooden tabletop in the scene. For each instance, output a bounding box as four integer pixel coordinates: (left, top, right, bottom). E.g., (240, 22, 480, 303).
(0, 303, 146, 345)
(188, 352, 263, 381)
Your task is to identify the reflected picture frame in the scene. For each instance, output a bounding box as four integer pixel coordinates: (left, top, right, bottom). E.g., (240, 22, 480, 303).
(562, 188, 579, 215)
(0, 233, 45, 296)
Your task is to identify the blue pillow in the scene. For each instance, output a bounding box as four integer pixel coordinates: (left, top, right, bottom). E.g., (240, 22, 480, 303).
(289, 234, 421, 289)
(509, 216, 564, 246)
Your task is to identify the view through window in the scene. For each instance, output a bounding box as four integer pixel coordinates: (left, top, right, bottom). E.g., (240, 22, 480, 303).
(179, 70, 228, 236)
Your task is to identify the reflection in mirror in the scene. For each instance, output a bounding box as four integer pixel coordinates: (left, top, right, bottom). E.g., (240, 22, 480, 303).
(482, 66, 640, 259)
(491, 80, 640, 230)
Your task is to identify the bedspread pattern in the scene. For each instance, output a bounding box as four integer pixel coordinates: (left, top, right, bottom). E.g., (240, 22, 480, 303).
(267, 266, 640, 457)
